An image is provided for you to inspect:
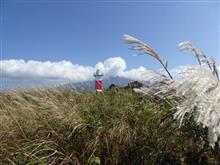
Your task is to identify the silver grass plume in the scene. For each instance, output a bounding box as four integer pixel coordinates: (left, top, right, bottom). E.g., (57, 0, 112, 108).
(124, 34, 173, 80)
(124, 34, 174, 100)
(173, 66, 220, 148)
(179, 41, 219, 82)
(135, 65, 220, 148)
(174, 42, 220, 147)
(129, 36, 220, 147)
(134, 70, 175, 100)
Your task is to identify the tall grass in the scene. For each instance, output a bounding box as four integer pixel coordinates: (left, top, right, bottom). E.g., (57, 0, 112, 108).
(0, 88, 217, 164)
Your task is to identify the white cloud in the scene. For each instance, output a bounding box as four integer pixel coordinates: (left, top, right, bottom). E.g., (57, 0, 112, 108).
(95, 57, 126, 77)
(2, 57, 218, 88)
(122, 66, 148, 81)
(1, 57, 149, 86)
(1, 59, 94, 82)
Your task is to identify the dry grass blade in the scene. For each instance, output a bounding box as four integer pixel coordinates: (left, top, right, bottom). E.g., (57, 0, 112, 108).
(124, 34, 173, 79)
(178, 41, 203, 65)
(178, 41, 219, 81)
(210, 58, 219, 82)
(124, 34, 160, 60)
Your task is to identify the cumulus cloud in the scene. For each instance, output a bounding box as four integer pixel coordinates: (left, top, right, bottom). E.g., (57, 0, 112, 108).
(122, 66, 148, 80)
(0, 57, 149, 86)
(95, 57, 126, 77)
(1, 59, 94, 82)
(2, 57, 218, 89)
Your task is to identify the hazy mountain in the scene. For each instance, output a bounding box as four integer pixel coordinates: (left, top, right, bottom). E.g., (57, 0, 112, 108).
(1, 77, 149, 92)
(67, 77, 135, 91)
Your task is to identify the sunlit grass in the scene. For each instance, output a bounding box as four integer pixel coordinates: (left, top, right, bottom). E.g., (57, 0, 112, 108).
(0, 88, 217, 164)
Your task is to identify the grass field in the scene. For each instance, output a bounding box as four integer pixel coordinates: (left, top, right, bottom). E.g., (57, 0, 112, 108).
(0, 87, 217, 164)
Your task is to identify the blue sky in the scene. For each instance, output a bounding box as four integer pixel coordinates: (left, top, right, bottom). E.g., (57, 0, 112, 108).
(0, 0, 219, 87)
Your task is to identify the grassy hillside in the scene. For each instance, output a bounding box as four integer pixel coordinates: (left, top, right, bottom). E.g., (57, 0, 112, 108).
(0, 88, 217, 164)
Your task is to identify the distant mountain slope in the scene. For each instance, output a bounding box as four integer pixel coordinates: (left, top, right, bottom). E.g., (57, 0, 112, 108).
(1, 77, 149, 92)
(70, 77, 134, 91)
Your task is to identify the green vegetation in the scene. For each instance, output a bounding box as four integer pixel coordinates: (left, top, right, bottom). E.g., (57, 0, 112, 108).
(0, 88, 217, 164)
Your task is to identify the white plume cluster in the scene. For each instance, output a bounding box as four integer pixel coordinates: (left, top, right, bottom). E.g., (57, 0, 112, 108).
(174, 67, 220, 148)
(175, 41, 220, 147)
(135, 66, 220, 148)
(134, 70, 174, 99)
(136, 66, 220, 148)
(124, 34, 220, 147)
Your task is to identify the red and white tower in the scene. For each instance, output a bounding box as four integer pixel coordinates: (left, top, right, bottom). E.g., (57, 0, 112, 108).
(94, 69, 104, 92)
